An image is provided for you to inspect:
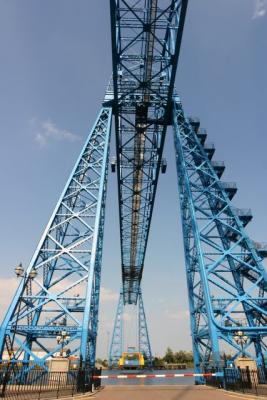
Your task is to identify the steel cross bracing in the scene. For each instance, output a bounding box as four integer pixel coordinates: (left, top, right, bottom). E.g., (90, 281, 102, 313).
(172, 99, 267, 374)
(109, 288, 152, 367)
(109, 0, 188, 304)
(1, 0, 267, 379)
(108, 290, 124, 367)
(138, 289, 153, 366)
(0, 108, 112, 371)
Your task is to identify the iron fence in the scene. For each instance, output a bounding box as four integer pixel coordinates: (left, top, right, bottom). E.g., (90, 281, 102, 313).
(0, 365, 102, 399)
(205, 367, 267, 397)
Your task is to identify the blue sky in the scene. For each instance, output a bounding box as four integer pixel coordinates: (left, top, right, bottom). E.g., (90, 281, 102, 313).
(0, 1, 267, 359)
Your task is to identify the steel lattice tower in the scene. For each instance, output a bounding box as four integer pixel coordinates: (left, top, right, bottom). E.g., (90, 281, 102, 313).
(173, 101, 267, 380)
(0, 0, 266, 382)
(0, 108, 112, 373)
(109, 288, 152, 368)
(108, 291, 124, 367)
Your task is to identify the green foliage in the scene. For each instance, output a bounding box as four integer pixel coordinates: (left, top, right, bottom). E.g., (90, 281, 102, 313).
(164, 347, 175, 363)
(154, 348, 194, 365)
(153, 357, 165, 367)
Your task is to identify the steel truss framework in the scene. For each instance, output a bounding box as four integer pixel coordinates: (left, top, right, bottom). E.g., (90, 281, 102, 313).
(109, 288, 152, 367)
(173, 99, 267, 378)
(109, 0, 188, 303)
(0, 0, 267, 379)
(0, 108, 112, 371)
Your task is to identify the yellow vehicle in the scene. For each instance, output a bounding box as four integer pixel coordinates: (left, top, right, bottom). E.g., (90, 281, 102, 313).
(119, 351, 145, 369)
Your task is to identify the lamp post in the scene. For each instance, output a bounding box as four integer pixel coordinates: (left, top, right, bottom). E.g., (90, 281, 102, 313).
(15, 263, 37, 280)
(56, 331, 70, 357)
(233, 331, 248, 358)
(13, 263, 37, 368)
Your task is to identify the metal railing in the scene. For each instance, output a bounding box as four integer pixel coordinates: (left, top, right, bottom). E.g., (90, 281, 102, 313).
(0, 365, 102, 399)
(205, 367, 267, 397)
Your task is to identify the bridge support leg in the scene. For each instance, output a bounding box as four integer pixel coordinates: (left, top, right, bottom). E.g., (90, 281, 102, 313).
(138, 289, 153, 368)
(109, 290, 124, 367)
(0, 108, 112, 381)
(172, 99, 267, 379)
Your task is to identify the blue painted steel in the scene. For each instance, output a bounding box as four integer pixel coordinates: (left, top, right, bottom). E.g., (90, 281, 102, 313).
(0, 108, 112, 371)
(1, 0, 267, 380)
(109, 287, 152, 367)
(110, 0, 188, 304)
(172, 99, 267, 372)
(108, 290, 124, 367)
(138, 289, 153, 367)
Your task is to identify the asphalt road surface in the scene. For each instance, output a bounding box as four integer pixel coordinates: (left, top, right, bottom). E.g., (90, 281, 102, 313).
(91, 385, 262, 400)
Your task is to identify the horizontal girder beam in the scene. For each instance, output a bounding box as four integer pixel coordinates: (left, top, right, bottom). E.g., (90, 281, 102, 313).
(110, 0, 188, 303)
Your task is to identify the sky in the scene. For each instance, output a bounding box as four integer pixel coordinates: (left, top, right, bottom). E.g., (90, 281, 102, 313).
(0, 0, 267, 360)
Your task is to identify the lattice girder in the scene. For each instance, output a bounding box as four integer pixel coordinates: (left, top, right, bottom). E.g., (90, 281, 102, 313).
(110, 0, 188, 303)
(173, 99, 267, 369)
(0, 108, 112, 372)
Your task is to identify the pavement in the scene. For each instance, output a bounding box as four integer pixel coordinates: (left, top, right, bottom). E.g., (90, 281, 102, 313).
(90, 385, 266, 400)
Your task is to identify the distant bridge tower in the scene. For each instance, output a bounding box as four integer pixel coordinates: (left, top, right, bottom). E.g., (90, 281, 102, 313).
(108, 288, 153, 368)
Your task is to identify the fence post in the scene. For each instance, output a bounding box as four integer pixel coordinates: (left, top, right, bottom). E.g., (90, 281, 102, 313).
(38, 369, 45, 400)
(1, 364, 10, 398)
(56, 372, 62, 399)
(245, 366, 252, 390)
(237, 367, 245, 393)
(253, 370, 258, 396)
(87, 368, 93, 393)
(77, 367, 85, 393)
(71, 370, 76, 397)
(222, 367, 226, 390)
(93, 367, 102, 390)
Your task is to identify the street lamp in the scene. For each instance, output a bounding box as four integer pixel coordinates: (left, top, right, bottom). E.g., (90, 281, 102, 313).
(56, 331, 70, 357)
(15, 263, 24, 277)
(234, 330, 248, 358)
(14, 263, 37, 280)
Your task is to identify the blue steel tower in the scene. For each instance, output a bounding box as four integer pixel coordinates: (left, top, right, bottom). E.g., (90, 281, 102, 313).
(173, 105, 267, 376)
(108, 288, 152, 368)
(0, 109, 112, 374)
(0, 0, 266, 384)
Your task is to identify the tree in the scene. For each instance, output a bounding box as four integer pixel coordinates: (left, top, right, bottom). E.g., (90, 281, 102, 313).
(153, 357, 165, 368)
(163, 347, 175, 363)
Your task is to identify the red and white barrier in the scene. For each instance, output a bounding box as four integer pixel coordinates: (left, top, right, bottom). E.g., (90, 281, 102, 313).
(93, 372, 219, 380)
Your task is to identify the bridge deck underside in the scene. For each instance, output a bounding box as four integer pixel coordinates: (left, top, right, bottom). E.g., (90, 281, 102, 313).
(110, 0, 188, 303)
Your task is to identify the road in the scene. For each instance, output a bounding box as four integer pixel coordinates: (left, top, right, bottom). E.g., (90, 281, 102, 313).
(91, 385, 262, 400)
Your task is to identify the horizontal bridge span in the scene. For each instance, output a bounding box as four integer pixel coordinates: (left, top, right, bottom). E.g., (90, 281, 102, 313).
(110, 0, 188, 304)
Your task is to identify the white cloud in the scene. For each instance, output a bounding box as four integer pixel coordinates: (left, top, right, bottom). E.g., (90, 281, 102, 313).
(30, 118, 80, 147)
(0, 278, 117, 325)
(253, 0, 267, 18)
(165, 309, 190, 321)
(100, 287, 118, 303)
